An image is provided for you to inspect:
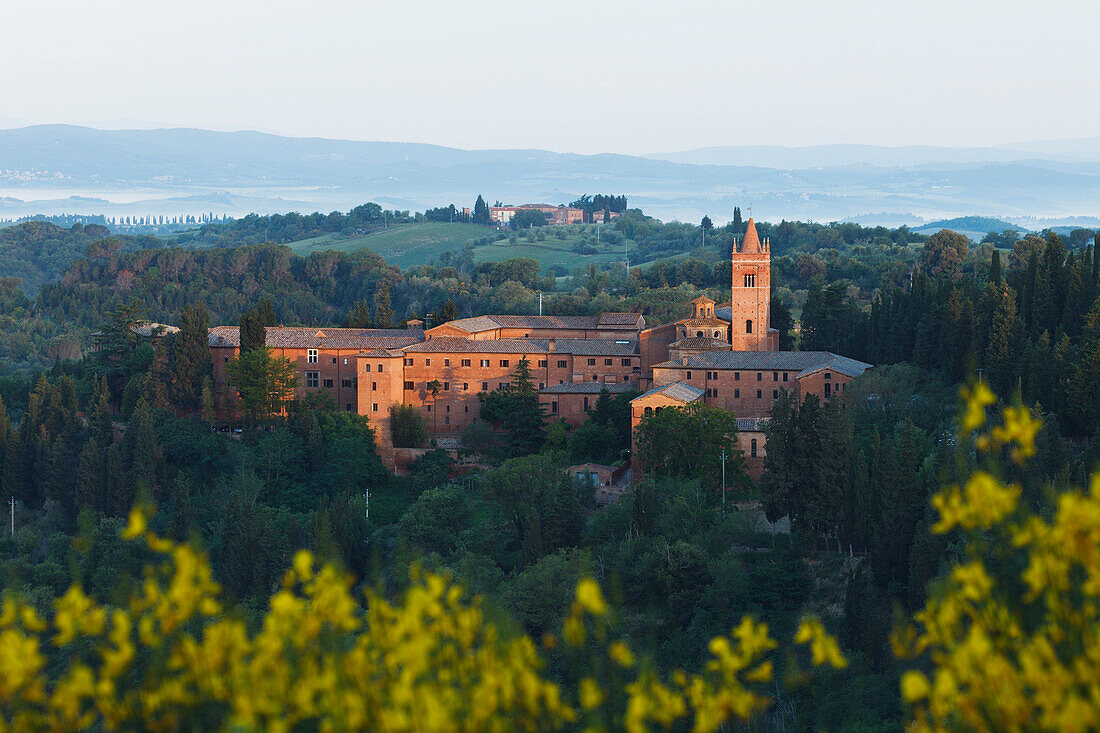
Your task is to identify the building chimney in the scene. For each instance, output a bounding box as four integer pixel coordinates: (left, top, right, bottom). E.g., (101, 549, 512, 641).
(548, 337, 555, 352)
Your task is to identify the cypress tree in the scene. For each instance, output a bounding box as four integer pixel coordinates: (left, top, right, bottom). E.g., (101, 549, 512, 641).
(239, 309, 266, 353)
(990, 249, 1002, 285)
(373, 284, 394, 328)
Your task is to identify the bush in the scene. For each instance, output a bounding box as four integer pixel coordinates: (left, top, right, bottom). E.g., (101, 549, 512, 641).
(390, 404, 427, 448)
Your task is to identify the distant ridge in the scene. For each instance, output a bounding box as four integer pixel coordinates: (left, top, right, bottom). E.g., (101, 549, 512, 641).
(3, 125, 1100, 223)
(913, 216, 1024, 235)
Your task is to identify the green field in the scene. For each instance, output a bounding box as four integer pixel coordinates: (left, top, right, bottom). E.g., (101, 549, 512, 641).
(284, 222, 689, 273)
(286, 222, 490, 268)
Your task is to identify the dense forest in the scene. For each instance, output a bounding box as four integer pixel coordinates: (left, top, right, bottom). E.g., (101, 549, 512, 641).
(1, 205, 1099, 729)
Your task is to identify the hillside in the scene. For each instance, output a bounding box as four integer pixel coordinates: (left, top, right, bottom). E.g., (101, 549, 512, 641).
(913, 216, 1025, 240)
(6, 126, 1100, 224)
(286, 222, 491, 268)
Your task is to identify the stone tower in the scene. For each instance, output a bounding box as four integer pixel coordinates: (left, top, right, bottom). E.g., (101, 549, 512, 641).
(729, 218, 778, 351)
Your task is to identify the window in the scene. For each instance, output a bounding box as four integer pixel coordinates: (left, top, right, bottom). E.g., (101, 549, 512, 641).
(461, 359, 471, 367)
(696, 331, 704, 337)
(713, 331, 720, 338)
(481, 359, 490, 368)
(481, 381, 488, 391)
(306, 372, 319, 388)
(371, 382, 377, 390)
(323, 378, 333, 388)
(345, 403, 353, 412)
(332, 357, 337, 365)
(773, 371, 778, 381)
(307, 349, 318, 364)
(825, 383, 832, 398)
(783, 372, 788, 382)
(644, 406, 653, 416)
(462, 383, 469, 391)
(344, 358, 349, 365)
(750, 438, 757, 458)
(538, 360, 547, 367)
(444, 358, 450, 367)
(445, 416, 450, 425)
(824, 372, 832, 379)
(372, 403, 378, 412)
(445, 405, 450, 413)
(500, 359, 509, 368)
(403, 381, 414, 390)
(426, 405, 431, 412)
(587, 358, 596, 366)
(734, 388, 740, 398)
(364, 364, 371, 373)
(744, 273, 755, 287)
(425, 358, 431, 367)
(377, 364, 383, 372)
(735, 372, 741, 381)
(539, 382, 545, 390)
(342, 378, 353, 388)
(583, 397, 590, 410)
(773, 389, 779, 399)
(746, 320, 753, 334)
(621, 358, 631, 366)
(404, 358, 413, 366)
(557, 360, 568, 368)
(443, 382, 450, 391)
(756, 389, 762, 399)
(224, 357, 229, 362)
(686, 371, 692, 380)
(604, 358, 613, 366)
(552, 401, 558, 414)
(499, 382, 508, 391)
(464, 405, 469, 412)
(757, 372, 762, 381)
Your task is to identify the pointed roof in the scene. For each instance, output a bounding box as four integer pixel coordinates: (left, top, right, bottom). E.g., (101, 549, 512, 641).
(691, 295, 715, 304)
(740, 217, 762, 253)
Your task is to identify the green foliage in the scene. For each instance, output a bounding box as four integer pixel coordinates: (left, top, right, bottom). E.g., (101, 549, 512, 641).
(225, 347, 297, 427)
(635, 401, 744, 490)
(479, 358, 546, 457)
(390, 404, 427, 448)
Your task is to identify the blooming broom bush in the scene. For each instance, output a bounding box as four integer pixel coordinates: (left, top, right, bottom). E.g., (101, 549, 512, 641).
(898, 383, 1100, 732)
(0, 505, 843, 732)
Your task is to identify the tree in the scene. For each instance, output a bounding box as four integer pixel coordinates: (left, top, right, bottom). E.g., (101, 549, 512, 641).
(989, 248, 1002, 285)
(390, 404, 427, 448)
(373, 284, 394, 328)
(345, 300, 372, 328)
(472, 195, 491, 225)
(226, 347, 298, 428)
(919, 229, 969, 280)
(732, 206, 744, 236)
(635, 401, 744, 490)
(511, 209, 549, 230)
(168, 303, 212, 411)
(480, 358, 546, 457)
(239, 308, 266, 353)
(437, 300, 458, 325)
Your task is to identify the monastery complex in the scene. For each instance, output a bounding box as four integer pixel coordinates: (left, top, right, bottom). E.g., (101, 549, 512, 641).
(209, 219, 871, 477)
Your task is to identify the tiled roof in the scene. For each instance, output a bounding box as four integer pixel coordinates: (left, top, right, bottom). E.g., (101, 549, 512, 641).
(208, 326, 423, 350)
(597, 312, 645, 327)
(552, 338, 638, 356)
(540, 381, 639, 395)
(668, 337, 729, 350)
(403, 338, 550, 354)
(653, 350, 872, 378)
(488, 315, 601, 329)
(404, 337, 638, 356)
(633, 381, 706, 403)
(432, 315, 501, 333)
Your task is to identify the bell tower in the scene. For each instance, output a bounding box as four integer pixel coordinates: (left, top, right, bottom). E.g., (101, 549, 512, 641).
(730, 218, 778, 351)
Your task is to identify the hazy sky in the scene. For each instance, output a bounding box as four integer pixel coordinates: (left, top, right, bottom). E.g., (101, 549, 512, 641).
(2, 0, 1096, 154)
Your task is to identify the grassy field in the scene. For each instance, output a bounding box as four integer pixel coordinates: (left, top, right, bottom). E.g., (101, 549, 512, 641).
(286, 222, 490, 268)
(284, 222, 688, 273)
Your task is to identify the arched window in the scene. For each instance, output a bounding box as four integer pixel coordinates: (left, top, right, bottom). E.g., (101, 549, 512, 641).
(644, 406, 653, 417)
(750, 438, 758, 458)
(713, 330, 720, 337)
(696, 331, 704, 337)
(745, 320, 753, 334)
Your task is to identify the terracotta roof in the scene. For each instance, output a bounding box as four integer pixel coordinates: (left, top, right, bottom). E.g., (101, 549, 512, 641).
(431, 315, 501, 333)
(597, 312, 645, 327)
(404, 337, 637, 356)
(403, 337, 550, 354)
(691, 295, 715, 304)
(552, 338, 638, 356)
(633, 381, 706, 403)
(668, 337, 729, 350)
(489, 315, 601, 329)
(208, 326, 423, 350)
(652, 350, 872, 378)
(739, 217, 762, 254)
(540, 381, 639, 395)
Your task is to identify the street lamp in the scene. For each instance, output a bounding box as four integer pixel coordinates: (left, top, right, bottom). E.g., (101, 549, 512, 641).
(719, 449, 728, 512)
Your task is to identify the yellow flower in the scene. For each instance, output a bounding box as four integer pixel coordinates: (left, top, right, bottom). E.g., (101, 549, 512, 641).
(795, 617, 847, 669)
(901, 671, 930, 702)
(121, 506, 146, 539)
(609, 640, 634, 668)
(960, 381, 995, 433)
(575, 579, 608, 616)
(580, 677, 604, 709)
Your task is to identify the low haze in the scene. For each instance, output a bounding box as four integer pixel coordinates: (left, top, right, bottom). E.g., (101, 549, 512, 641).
(2, 0, 1097, 154)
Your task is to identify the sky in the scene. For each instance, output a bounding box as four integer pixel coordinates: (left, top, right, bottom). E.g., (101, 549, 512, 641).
(1, 0, 1097, 155)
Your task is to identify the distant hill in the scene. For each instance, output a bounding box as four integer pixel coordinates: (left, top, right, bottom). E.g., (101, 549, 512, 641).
(913, 217, 1025, 238)
(4, 126, 1100, 224)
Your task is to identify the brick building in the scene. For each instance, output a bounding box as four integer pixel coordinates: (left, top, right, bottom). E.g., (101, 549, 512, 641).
(208, 217, 870, 478)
